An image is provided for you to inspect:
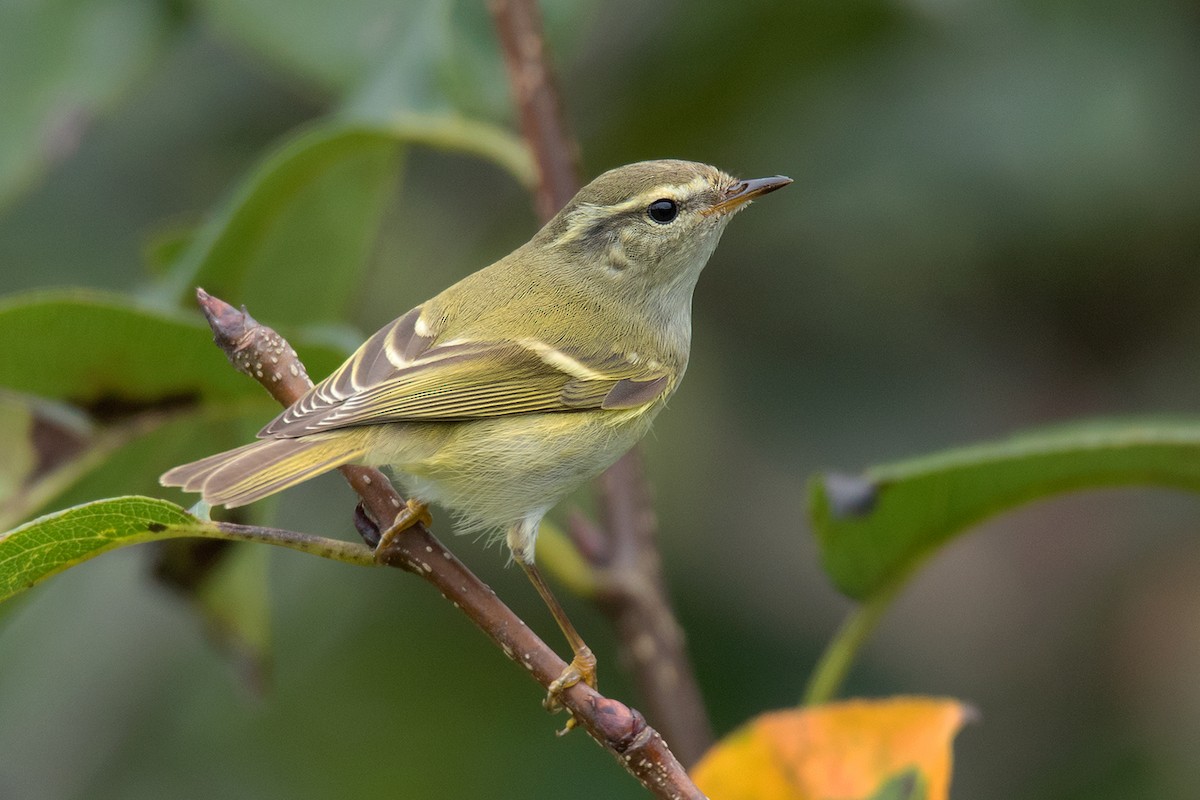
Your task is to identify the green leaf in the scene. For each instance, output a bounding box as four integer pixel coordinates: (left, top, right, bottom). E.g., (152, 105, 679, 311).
(152, 115, 533, 324)
(1, 496, 201, 602)
(0, 288, 347, 409)
(141, 220, 197, 277)
(0, 0, 178, 209)
(0, 496, 374, 604)
(153, 125, 402, 325)
(811, 418, 1200, 600)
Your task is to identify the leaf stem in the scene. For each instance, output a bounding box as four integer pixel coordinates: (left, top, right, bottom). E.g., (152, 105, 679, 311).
(205, 521, 377, 567)
(803, 578, 903, 706)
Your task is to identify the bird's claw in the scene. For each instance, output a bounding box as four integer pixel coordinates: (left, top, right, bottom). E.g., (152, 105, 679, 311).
(374, 499, 432, 558)
(543, 646, 597, 735)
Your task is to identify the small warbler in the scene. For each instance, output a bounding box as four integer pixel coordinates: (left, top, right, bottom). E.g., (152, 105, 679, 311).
(162, 159, 789, 706)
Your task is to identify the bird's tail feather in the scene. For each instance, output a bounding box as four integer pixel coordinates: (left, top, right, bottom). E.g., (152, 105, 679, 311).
(160, 434, 368, 508)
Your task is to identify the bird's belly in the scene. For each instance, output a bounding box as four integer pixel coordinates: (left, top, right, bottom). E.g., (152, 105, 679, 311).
(363, 409, 656, 533)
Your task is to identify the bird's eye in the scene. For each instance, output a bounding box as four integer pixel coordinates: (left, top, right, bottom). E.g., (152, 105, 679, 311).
(647, 198, 678, 224)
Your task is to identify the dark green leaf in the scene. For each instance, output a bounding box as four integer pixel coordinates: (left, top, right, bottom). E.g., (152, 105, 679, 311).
(811, 419, 1200, 599)
(156, 127, 401, 325)
(152, 116, 532, 324)
(141, 221, 196, 276)
(0, 289, 347, 409)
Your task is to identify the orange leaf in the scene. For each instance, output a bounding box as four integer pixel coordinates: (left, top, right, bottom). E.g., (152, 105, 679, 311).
(691, 697, 972, 800)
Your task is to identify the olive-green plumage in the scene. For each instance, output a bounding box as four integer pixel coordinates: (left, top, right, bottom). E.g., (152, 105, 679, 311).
(161, 160, 790, 563)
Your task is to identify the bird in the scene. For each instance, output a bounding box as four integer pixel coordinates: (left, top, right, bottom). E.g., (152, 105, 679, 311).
(162, 159, 790, 714)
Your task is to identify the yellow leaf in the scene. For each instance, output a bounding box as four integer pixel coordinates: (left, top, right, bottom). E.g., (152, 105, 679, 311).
(691, 697, 971, 800)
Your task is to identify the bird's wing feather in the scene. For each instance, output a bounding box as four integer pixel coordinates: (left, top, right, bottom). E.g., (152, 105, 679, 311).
(260, 306, 671, 438)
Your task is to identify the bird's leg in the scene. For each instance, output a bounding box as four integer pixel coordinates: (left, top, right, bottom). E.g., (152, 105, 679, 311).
(519, 558, 597, 734)
(374, 499, 433, 555)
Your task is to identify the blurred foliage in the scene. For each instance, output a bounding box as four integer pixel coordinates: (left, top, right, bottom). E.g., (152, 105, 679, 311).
(0, 0, 182, 210)
(1, 0, 1199, 798)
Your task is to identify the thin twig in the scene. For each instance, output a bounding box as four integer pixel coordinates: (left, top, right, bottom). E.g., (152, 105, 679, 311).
(488, 0, 714, 766)
(194, 288, 705, 799)
(208, 520, 377, 566)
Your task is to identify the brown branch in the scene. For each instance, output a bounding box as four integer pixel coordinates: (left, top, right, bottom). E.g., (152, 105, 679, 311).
(193, 288, 705, 800)
(488, 0, 580, 216)
(583, 458, 715, 765)
(488, 0, 714, 766)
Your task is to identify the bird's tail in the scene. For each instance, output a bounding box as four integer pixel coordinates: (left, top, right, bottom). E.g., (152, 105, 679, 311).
(160, 433, 369, 508)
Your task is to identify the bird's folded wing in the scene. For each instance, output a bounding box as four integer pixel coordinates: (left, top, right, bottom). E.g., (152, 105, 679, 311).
(261, 307, 671, 438)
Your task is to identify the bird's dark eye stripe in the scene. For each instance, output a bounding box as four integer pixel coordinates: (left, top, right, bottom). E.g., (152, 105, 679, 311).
(647, 198, 678, 224)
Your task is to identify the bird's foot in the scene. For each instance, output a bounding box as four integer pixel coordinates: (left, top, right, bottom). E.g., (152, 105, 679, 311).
(543, 646, 597, 735)
(374, 499, 433, 559)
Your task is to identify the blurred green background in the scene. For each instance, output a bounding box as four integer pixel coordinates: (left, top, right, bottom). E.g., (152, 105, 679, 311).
(3, 0, 1200, 797)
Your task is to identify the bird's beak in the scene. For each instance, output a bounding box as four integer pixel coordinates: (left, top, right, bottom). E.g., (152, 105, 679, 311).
(706, 175, 793, 215)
